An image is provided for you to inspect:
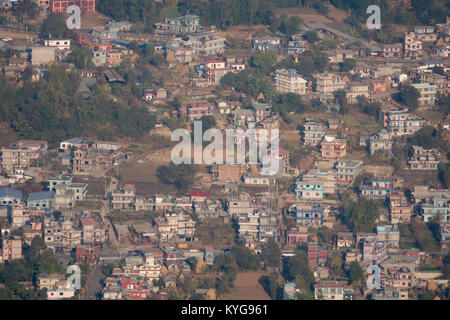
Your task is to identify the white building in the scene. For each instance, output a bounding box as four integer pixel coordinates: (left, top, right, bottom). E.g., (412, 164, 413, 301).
(274, 69, 307, 95)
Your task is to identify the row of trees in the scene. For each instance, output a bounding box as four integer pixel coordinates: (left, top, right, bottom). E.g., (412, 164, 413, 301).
(97, 0, 163, 29)
(331, 0, 448, 26)
(0, 65, 156, 144)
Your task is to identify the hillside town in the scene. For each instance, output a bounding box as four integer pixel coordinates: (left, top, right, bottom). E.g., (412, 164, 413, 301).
(0, 0, 449, 302)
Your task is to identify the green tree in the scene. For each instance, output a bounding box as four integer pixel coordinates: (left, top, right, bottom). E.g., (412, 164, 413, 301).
(280, 16, 303, 37)
(27, 236, 45, 264)
(15, 0, 39, 25)
(261, 238, 281, 268)
(432, 66, 445, 75)
(36, 250, 65, 274)
(156, 163, 198, 192)
(339, 58, 356, 73)
(250, 52, 277, 74)
(398, 83, 420, 111)
(232, 245, 260, 271)
(40, 13, 68, 39)
(439, 162, 450, 188)
(303, 31, 320, 43)
(412, 126, 444, 150)
(339, 198, 381, 233)
(65, 47, 94, 70)
(282, 251, 314, 294)
(349, 261, 364, 284)
(263, 272, 278, 299)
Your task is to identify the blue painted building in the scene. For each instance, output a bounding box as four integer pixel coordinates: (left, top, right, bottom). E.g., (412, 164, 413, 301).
(0, 188, 22, 205)
(290, 204, 324, 226)
(421, 195, 449, 223)
(26, 191, 54, 209)
(295, 180, 324, 200)
(359, 178, 394, 199)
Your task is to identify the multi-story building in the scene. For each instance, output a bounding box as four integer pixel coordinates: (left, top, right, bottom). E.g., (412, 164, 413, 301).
(17, 140, 48, 159)
(420, 195, 449, 223)
(315, 73, 346, 95)
(320, 135, 347, 160)
(413, 26, 438, 42)
(439, 223, 450, 252)
(205, 59, 243, 84)
(252, 101, 272, 122)
(363, 236, 388, 263)
(376, 225, 400, 247)
(369, 129, 393, 155)
(411, 83, 437, 105)
(81, 218, 107, 245)
(407, 145, 440, 170)
(0, 143, 33, 171)
(360, 178, 394, 199)
(156, 210, 196, 242)
(187, 29, 225, 56)
(404, 32, 423, 59)
(227, 195, 258, 216)
(389, 194, 413, 224)
(335, 159, 363, 185)
(420, 72, 449, 96)
(302, 121, 327, 146)
(381, 43, 402, 58)
(274, 69, 307, 95)
(106, 49, 122, 67)
(386, 110, 424, 136)
(302, 168, 337, 194)
(307, 242, 328, 264)
(50, 0, 95, 13)
(437, 16, 450, 42)
(290, 204, 324, 226)
(238, 212, 260, 244)
(43, 39, 71, 50)
(111, 184, 136, 210)
(154, 15, 200, 36)
(179, 102, 213, 120)
(1, 236, 22, 262)
(38, 274, 66, 290)
(314, 281, 349, 300)
(43, 216, 83, 252)
(252, 36, 281, 52)
(346, 83, 369, 104)
(336, 232, 353, 250)
(294, 179, 324, 200)
(71, 146, 102, 174)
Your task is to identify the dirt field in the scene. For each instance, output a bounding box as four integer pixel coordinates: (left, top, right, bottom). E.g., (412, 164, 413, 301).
(80, 13, 111, 30)
(275, 4, 349, 24)
(220, 25, 270, 41)
(118, 148, 176, 195)
(220, 272, 271, 300)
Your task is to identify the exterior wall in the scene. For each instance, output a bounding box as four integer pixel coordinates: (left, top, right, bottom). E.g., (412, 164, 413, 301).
(50, 0, 95, 14)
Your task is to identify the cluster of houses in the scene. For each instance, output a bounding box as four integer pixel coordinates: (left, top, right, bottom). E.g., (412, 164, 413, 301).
(58, 138, 125, 175)
(101, 246, 218, 300)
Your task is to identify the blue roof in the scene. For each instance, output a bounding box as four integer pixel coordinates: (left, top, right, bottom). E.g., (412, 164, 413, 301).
(27, 191, 54, 202)
(0, 188, 22, 200)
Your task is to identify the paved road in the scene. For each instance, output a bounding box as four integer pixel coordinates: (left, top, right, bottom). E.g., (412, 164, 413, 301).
(83, 261, 105, 300)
